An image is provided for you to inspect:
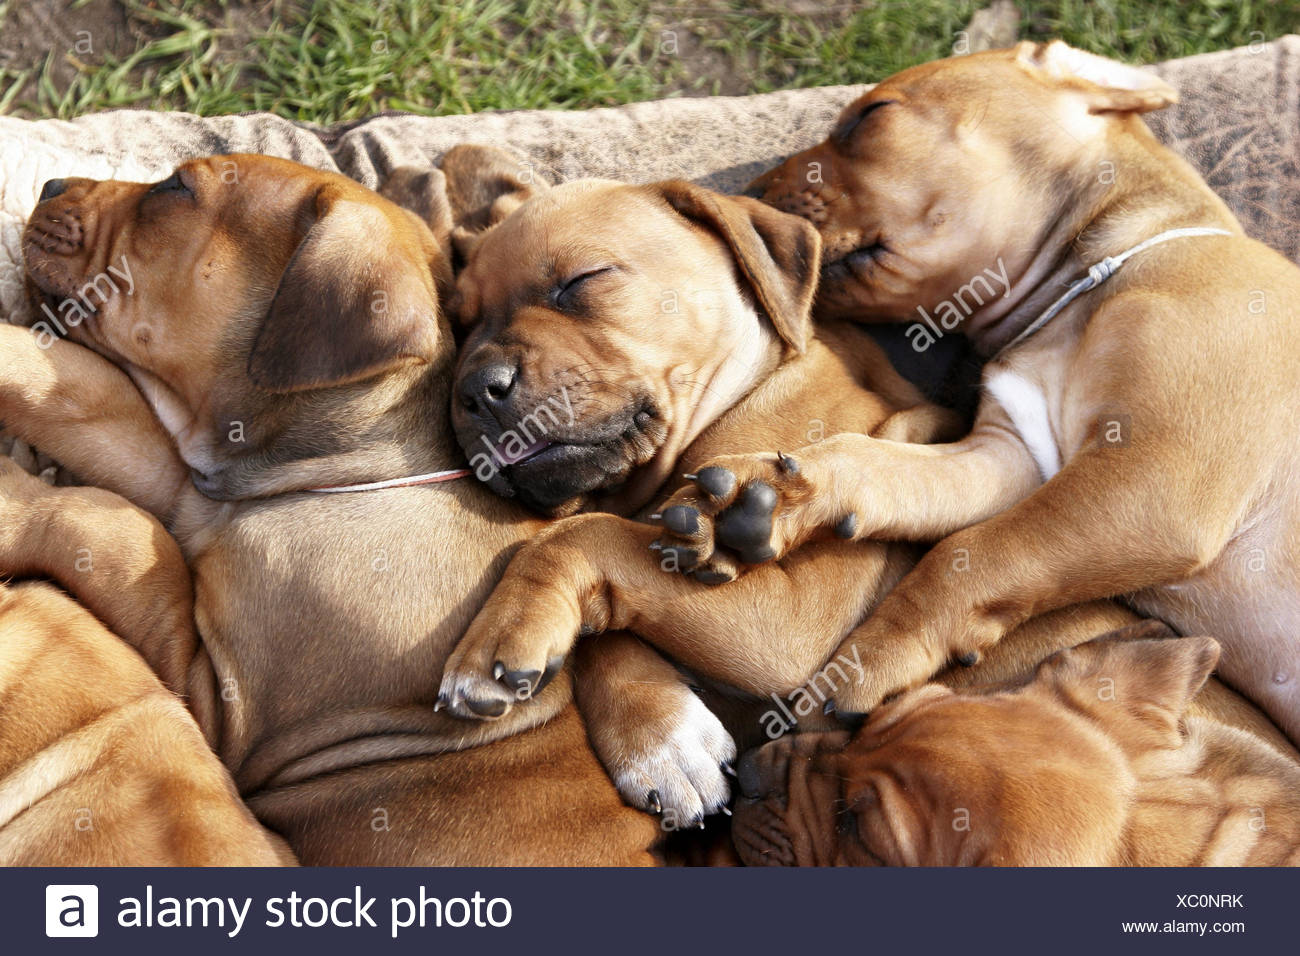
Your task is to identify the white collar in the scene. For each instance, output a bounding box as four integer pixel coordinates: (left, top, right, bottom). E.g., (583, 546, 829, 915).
(305, 468, 471, 494)
(995, 226, 1232, 358)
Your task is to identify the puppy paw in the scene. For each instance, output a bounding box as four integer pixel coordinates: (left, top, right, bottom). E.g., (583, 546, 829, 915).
(438, 649, 568, 721)
(436, 577, 581, 720)
(650, 452, 837, 580)
(599, 688, 737, 826)
(823, 624, 980, 718)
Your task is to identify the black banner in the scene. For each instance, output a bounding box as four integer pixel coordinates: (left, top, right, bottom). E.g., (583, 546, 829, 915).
(8, 867, 1284, 953)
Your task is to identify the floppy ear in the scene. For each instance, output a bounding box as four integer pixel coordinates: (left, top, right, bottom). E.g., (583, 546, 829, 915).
(1015, 40, 1178, 114)
(1039, 624, 1219, 745)
(378, 166, 456, 301)
(379, 166, 454, 247)
(440, 144, 552, 263)
(248, 185, 441, 393)
(655, 180, 820, 356)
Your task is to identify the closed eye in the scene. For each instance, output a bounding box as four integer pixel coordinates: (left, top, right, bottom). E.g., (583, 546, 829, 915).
(147, 169, 195, 199)
(550, 265, 615, 309)
(834, 99, 896, 144)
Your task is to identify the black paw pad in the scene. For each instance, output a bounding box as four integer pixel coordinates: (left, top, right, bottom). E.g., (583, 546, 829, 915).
(695, 466, 736, 499)
(692, 567, 733, 586)
(776, 451, 799, 475)
(828, 702, 868, 726)
(660, 545, 700, 572)
(499, 663, 543, 696)
(714, 481, 778, 564)
(955, 650, 980, 667)
(662, 504, 700, 536)
(465, 696, 509, 718)
(834, 513, 857, 539)
(534, 655, 565, 695)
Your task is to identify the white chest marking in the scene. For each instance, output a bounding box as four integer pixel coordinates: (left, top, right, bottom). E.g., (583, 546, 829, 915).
(985, 369, 1061, 480)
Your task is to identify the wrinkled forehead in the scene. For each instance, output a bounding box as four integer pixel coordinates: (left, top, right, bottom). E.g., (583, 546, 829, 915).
(179, 154, 365, 220)
(481, 179, 682, 263)
(839, 54, 1021, 131)
(857, 693, 1093, 777)
(188, 153, 346, 187)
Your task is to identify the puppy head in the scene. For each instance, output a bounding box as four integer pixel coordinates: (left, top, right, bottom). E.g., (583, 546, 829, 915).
(732, 629, 1216, 866)
(22, 153, 453, 497)
(747, 41, 1177, 323)
(450, 176, 819, 516)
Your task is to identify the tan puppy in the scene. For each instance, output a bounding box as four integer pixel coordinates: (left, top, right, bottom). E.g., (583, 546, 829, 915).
(8, 155, 658, 865)
(732, 623, 1300, 866)
(435, 162, 965, 819)
(653, 42, 1300, 740)
(0, 458, 292, 865)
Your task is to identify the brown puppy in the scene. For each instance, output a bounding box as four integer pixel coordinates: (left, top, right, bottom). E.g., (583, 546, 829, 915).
(0, 457, 292, 865)
(436, 164, 965, 819)
(653, 42, 1300, 739)
(733, 623, 1300, 866)
(8, 155, 657, 865)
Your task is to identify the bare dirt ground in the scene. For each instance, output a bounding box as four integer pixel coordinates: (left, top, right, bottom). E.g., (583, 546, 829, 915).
(0, 0, 280, 111)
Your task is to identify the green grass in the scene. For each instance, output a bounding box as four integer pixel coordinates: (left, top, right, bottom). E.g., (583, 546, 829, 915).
(1, 0, 1297, 122)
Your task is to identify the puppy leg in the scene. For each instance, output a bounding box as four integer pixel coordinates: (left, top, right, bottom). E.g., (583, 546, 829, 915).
(0, 325, 194, 523)
(653, 411, 1039, 577)
(0, 457, 206, 709)
(439, 512, 909, 717)
(823, 444, 1242, 715)
(573, 631, 735, 826)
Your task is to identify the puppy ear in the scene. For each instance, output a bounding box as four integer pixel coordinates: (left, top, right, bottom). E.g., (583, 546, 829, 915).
(1015, 40, 1178, 114)
(440, 144, 551, 264)
(378, 166, 456, 300)
(248, 185, 440, 393)
(1039, 625, 1219, 746)
(379, 166, 454, 246)
(656, 180, 820, 356)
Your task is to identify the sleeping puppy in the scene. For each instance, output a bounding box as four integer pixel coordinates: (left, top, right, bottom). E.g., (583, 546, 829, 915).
(653, 42, 1300, 741)
(0, 457, 292, 865)
(9, 154, 661, 865)
(732, 623, 1300, 866)
(436, 150, 962, 820)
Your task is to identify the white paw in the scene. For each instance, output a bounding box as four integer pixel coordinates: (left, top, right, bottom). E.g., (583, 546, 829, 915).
(606, 690, 737, 827)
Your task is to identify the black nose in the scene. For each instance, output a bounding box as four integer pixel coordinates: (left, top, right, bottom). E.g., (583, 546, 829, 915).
(459, 362, 518, 417)
(741, 183, 767, 200)
(39, 179, 69, 202)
